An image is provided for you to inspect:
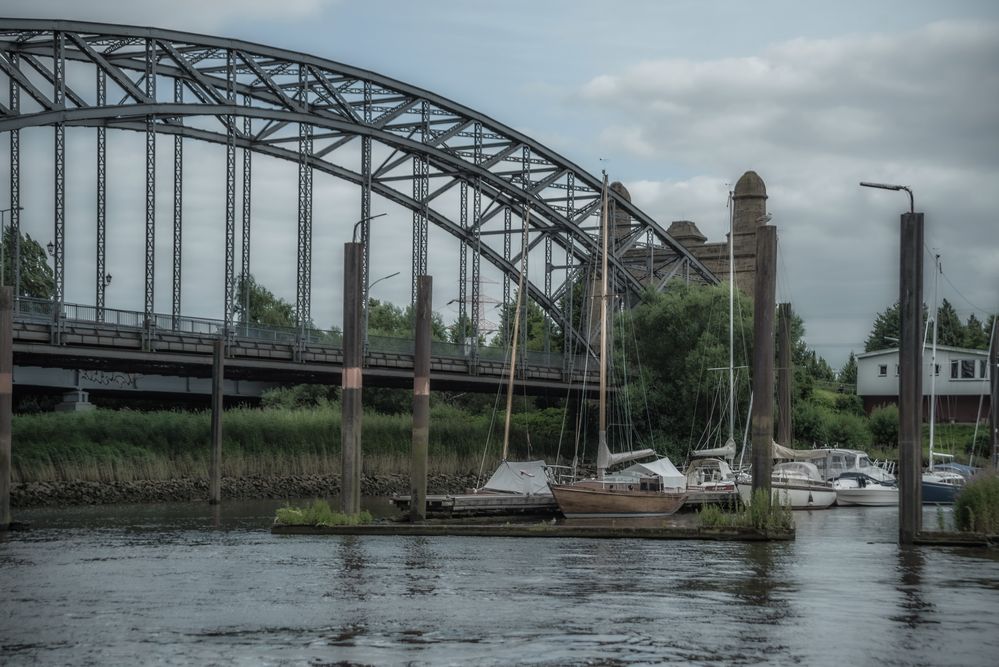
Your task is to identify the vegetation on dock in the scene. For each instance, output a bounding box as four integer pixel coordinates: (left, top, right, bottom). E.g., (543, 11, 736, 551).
(953, 474, 999, 534)
(696, 490, 793, 533)
(274, 499, 373, 527)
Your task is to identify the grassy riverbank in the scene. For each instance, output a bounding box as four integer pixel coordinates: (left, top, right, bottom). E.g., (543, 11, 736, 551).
(11, 404, 571, 483)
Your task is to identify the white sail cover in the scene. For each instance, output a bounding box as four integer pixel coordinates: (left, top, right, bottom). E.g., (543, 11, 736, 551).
(481, 460, 552, 495)
(622, 457, 686, 491)
(691, 437, 737, 460)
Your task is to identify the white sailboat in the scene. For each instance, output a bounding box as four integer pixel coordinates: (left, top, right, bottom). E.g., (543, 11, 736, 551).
(549, 173, 687, 518)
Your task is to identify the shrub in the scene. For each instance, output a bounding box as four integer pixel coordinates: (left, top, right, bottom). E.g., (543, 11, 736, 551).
(697, 490, 793, 532)
(869, 404, 899, 448)
(825, 412, 871, 450)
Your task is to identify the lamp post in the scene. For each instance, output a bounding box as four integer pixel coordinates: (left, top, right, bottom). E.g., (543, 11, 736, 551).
(349, 212, 387, 354)
(363, 270, 399, 352)
(860, 180, 921, 544)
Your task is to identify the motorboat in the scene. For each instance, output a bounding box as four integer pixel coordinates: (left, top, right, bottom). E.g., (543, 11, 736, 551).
(737, 461, 837, 510)
(832, 472, 898, 507)
(806, 448, 896, 484)
(922, 469, 965, 504)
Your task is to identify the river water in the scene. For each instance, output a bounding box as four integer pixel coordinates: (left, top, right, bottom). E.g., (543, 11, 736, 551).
(2, 499, 998, 666)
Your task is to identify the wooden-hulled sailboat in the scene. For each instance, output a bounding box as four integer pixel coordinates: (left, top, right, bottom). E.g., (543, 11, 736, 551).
(549, 174, 687, 518)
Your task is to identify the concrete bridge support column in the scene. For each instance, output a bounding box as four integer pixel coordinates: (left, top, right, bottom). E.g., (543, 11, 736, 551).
(1, 287, 12, 529)
(409, 276, 431, 522)
(209, 336, 224, 505)
(341, 242, 363, 515)
(750, 226, 777, 497)
(898, 213, 924, 544)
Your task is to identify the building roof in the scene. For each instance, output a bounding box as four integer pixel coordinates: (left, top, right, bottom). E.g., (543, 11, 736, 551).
(857, 345, 988, 360)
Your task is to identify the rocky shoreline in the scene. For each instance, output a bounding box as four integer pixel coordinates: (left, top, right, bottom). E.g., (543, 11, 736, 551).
(11, 472, 482, 508)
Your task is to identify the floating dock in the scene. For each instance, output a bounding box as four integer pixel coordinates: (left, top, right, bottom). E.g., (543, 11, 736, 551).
(272, 520, 793, 542)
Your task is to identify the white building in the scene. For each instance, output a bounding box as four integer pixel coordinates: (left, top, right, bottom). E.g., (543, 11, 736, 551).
(856, 345, 991, 422)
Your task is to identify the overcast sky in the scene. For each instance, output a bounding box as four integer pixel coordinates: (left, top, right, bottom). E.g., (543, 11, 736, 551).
(2, 0, 997, 368)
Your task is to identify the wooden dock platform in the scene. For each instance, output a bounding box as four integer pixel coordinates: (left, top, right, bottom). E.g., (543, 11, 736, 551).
(272, 520, 793, 542)
(390, 492, 559, 517)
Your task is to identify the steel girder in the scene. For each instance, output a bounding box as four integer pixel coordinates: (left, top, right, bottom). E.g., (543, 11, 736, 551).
(0, 19, 718, 356)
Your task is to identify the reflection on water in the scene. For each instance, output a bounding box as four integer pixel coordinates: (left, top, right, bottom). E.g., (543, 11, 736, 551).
(1, 500, 998, 665)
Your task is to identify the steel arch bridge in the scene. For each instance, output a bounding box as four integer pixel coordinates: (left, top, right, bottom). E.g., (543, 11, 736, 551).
(0, 19, 717, 361)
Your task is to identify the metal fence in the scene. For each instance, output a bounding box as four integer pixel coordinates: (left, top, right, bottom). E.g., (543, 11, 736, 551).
(12, 297, 583, 370)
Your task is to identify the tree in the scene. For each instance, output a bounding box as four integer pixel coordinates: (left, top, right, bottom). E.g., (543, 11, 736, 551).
(0, 228, 54, 298)
(234, 273, 295, 327)
(839, 352, 858, 386)
(935, 299, 963, 347)
(366, 298, 446, 340)
(961, 313, 988, 350)
(865, 302, 900, 352)
(865, 301, 928, 352)
(492, 289, 552, 352)
(627, 281, 755, 451)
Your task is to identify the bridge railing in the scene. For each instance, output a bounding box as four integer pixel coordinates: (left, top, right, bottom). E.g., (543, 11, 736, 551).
(13, 297, 584, 371)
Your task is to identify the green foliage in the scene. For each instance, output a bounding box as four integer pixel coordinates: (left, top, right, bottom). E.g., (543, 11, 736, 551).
(792, 400, 828, 447)
(838, 352, 858, 386)
(492, 289, 554, 352)
(261, 384, 338, 409)
(868, 404, 900, 448)
(697, 490, 793, 532)
(865, 302, 901, 352)
(628, 281, 754, 447)
(824, 411, 871, 449)
(235, 273, 296, 327)
(1, 228, 54, 298)
(953, 474, 999, 534)
(274, 499, 374, 527)
(961, 313, 989, 350)
(367, 298, 447, 340)
(935, 299, 964, 348)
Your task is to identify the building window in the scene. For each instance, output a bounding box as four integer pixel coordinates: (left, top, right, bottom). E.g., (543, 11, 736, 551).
(879, 364, 888, 377)
(950, 359, 977, 380)
(894, 364, 899, 377)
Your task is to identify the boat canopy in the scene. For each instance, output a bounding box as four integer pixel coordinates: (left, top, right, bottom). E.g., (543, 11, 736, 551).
(481, 460, 552, 496)
(622, 457, 686, 491)
(772, 441, 827, 461)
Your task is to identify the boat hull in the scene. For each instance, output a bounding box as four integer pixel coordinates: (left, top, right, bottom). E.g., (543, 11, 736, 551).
(550, 484, 687, 518)
(922, 479, 960, 504)
(834, 487, 898, 507)
(737, 482, 836, 510)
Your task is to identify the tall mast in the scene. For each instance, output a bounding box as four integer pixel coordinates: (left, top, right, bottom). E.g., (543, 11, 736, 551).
(597, 173, 609, 478)
(928, 253, 940, 471)
(501, 206, 530, 461)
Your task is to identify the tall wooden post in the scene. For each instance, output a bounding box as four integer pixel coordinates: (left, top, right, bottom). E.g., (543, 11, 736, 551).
(989, 319, 998, 471)
(341, 242, 363, 515)
(410, 275, 431, 522)
(898, 212, 924, 544)
(0, 287, 12, 529)
(777, 302, 793, 448)
(751, 226, 777, 496)
(209, 335, 224, 505)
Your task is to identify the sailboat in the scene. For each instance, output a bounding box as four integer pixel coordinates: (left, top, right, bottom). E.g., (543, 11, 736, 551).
(684, 190, 744, 507)
(391, 206, 560, 517)
(921, 254, 965, 504)
(549, 174, 687, 518)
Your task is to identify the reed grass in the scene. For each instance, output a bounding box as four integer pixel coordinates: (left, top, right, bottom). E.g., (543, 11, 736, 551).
(953, 473, 999, 534)
(10, 404, 569, 483)
(274, 499, 374, 526)
(697, 490, 794, 532)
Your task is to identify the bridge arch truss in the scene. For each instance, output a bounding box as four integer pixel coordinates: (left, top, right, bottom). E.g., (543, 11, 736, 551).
(0, 19, 717, 361)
